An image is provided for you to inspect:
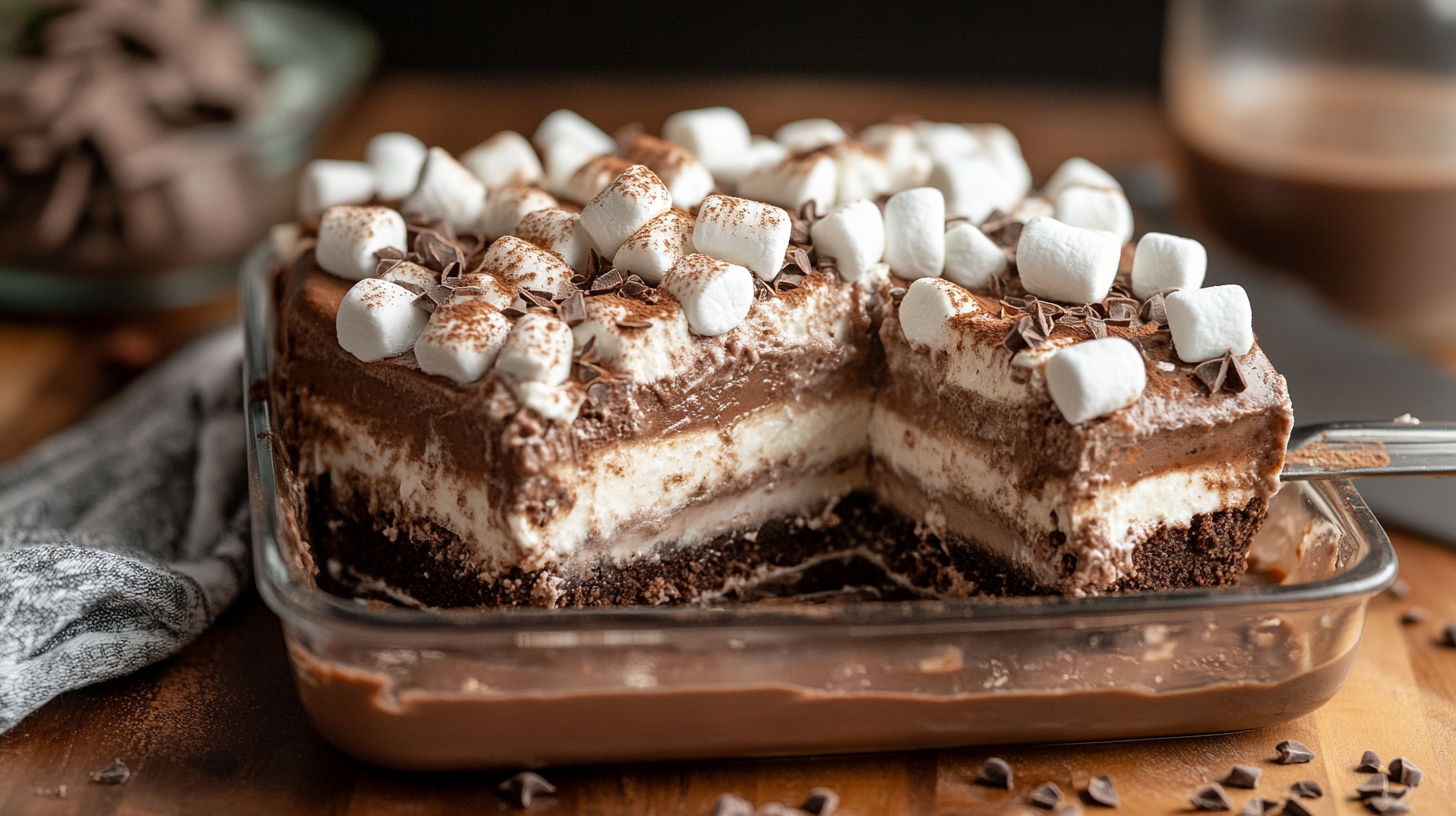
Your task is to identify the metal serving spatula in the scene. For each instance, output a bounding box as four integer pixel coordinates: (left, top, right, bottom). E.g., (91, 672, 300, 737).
(1282, 421, 1456, 480)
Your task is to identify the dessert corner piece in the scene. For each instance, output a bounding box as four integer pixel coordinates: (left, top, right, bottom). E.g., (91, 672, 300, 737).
(269, 110, 1293, 608)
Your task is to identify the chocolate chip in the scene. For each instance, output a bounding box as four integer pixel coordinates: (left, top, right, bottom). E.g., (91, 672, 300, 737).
(1190, 783, 1232, 810)
(1224, 765, 1262, 789)
(558, 290, 586, 326)
(1290, 780, 1322, 799)
(1139, 292, 1169, 327)
(976, 757, 1013, 789)
(1356, 774, 1389, 800)
(1282, 798, 1315, 816)
(497, 771, 555, 808)
(1443, 623, 1456, 648)
(1237, 799, 1278, 816)
(89, 759, 130, 785)
(1365, 794, 1412, 814)
(1030, 782, 1062, 809)
(713, 793, 754, 816)
(1358, 751, 1384, 773)
(616, 320, 653, 329)
(889, 287, 906, 304)
(1084, 775, 1118, 807)
(1388, 757, 1422, 787)
(1275, 740, 1316, 764)
(801, 787, 839, 815)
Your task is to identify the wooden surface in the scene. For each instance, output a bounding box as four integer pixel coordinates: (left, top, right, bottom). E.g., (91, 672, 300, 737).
(2, 75, 1456, 815)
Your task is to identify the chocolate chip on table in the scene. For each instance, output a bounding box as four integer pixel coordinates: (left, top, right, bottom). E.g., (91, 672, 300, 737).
(976, 757, 1014, 789)
(1290, 780, 1323, 799)
(1443, 623, 1456, 648)
(1224, 764, 1262, 789)
(88, 759, 130, 785)
(1388, 757, 1423, 787)
(800, 787, 839, 816)
(1282, 797, 1316, 816)
(1236, 798, 1278, 816)
(1190, 783, 1233, 810)
(1054, 802, 1085, 816)
(1357, 751, 1384, 773)
(1364, 794, 1413, 814)
(1029, 781, 1062, 809)
(712, 793, 754, 816)
(1398, 608, 1426, 625)
(1356, 774, 1389, 800)
(497, 771, 556, 808)
(1084, 774, 1118, 807)
(1275, 740, 1315, 764)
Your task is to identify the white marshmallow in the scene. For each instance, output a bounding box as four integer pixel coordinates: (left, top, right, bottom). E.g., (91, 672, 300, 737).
(692, 194, 791, 282)
(1165, 285, 1254, 363)
(773, 118, 847, 152)
(335, 278, 428, 362)
(663, 106, 752, 183)
(541, 140, 603, 198)
(531, 109, 615, 157)
(912, 122, 979, 163)
(315, 205, 407, 281)
(1130, 232, 1207, 300)
(297, 160, 374, 218)
(1054, 186, 1134, 243)
(826, 142, 892, 205)
(514, 208, 597, 272)
(810, 199, 885, 282)
(1015, 217, 1121, 303)
(942, 222, 1007, 289)
(966, 123, 1033, 202)
(736, 152, 837, 213)
(883, 187, 946, 280)
(660, 253, 756, 337)
(613, 209, 696, 285)
(579, 164, 673, 259)
(571, 296, 693, 382)
(460, 131, 544, 191)
(480, 236, 575, 295)
(859, 123, 932, 193)
(743, 136, 789, 177)
(478, 184, 557, 241)
(457, 272, 516, 311)
(929, 155, 1018, 222)
(898, 277, 981, 350)
(414, 299, 513, 385)
(563, 155, 634, 205)
(1045, 337, 1147, 425)
(1012, 195, 1056, 223)
(379, 259, 437, 290)
(269, 222, 307, 264)
(365, 132, 428, 200)
(1044, 157, 1121, 198)
(511, 379, 583, 422)
(496, 311, 573, 385)
(622, 134, 715, 209)
(401, 147, 486, 231)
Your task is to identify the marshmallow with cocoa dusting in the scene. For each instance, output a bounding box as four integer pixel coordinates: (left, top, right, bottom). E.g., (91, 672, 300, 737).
(379, 259, 437, 290)
(810, 199, 885, 282)
(571, 297, 694, 382)
(1131, 232, 1207, 299)
(563, 155, 634, 205)
(660, 254, 756, 336)
(737, 152, 838, 213)
(1054, 186, 1134, 243)
(402, 147, 487, 231)
(479, 184, 558, 241)
(515, 208, 597, 272)
(315, 205, 407, 281)
(366, 132, 428, 199)
(899, 277, 980, 349)
(1044, 157, 1122, 198)
(1046, 337, 1147, 424)
(743, 136, 790, 177)
(613, 209, 697, 285)
(496, 311, 574, 385)
(663, 106, 752, 183)
(826, 142, 892, 205)
(942, 221, 1007, 289)
(580, 165, 674, 259)
(858, 123, 933, 193)
(692, 194, 792, 282)
(456, 272, 517, 310)
(335, 278, 428, 362)
(481, 236, 575, 295)
(929, 155, 1018, 223)
(461, 131, 544, 190)
(1016, 216, 1121, 303)
(773, 118, 847, 152)
(622, 133, 716, 209)
(1166, 285, 1254, 363)
(414, 299, 513, 385)
(532, 109, 616, 157)
(541, 140, 603, 198)
(883, 187, 946, 279)
(298, 160, 374, 218)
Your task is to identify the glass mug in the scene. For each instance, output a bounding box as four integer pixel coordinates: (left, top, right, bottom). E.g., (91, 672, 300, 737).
(1166, 0, 1456, 348)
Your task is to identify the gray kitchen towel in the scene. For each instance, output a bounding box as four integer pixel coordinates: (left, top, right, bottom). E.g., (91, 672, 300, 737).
(0, 326, 248, 733)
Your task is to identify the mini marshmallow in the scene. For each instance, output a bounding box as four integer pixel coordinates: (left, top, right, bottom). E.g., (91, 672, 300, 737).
(460, 131, 544, 190)
(1015, 217, 1121, 303)
(571, 295, 694, 382)
(269, 222, 307, 264)
(883, 187, 946, 280)
(401, 147, 486, 231)
(414, 299, 513, 385)
(541, 140, 602, 198)
(366, 132, 428, 199)
(456, 272, 517, 310)
(622, 133, 715, 209)
(898, 277, 980, 349)
(1043, 157, 1121, 198)
(531, 109, 615, 156)
(1130, 232, 1207, 299)
(379, 259, 437, 290)
(297, 160, 374, 218)
(859, 123, 933, 193)
(773, 118, 847, 152)
(965, 123, 1033, 201)
(613, 209, 696, 284)
(912, 121, 979, 163)
(692, 194, 791, 282)
(826, 142, 892, 205)
(1165, 285, 1254, 363)
(736, 152, 838, 213)
(810, 199, 884, 282)
(742, 136, 789, 177)
(660, 253, 756, 336)
(1012, 195, 1055, 223)
(942, 222, 1007, 289)
(480, 236, 575, 294)
(1054, 185, 1134, 243)
(478, 184, 557, 241)
(929, 155, 1018, 222)
(315, 205, 407, 280)
(1045, 337, 1147, 425)
(335, 278, 428, 362)
(515, 208, 597, 272)
(563, 155, 634, 206)
(579, 164, 673, 259)
(663, 106, 752, 183)
(495, 311, 574, 385)
(511, 379, 583, 422)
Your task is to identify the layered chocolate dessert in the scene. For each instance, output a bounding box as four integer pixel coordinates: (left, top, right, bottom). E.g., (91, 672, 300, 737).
(269, 109, 1292, 607)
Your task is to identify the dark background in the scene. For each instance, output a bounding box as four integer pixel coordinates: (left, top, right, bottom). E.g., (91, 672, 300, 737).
(338, 1, 1168, 88)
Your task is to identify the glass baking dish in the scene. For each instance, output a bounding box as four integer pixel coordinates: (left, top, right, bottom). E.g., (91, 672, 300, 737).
(242, 244, 1397, 771)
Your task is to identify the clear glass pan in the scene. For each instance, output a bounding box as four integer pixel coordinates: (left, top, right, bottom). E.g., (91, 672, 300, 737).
(242, 245, 1397, 770)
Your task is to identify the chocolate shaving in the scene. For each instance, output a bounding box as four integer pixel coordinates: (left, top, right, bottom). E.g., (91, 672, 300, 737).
(1225, 352, 1247, 392)
(89, 759, 130, 785)
(775, 271, 805, 291)
(621, 278, 651, 299)
(411, 293, 439, 313)
(1443, 622, 1456, 647)
(1189, 783, 1232, 811)
(394, 281, 424, 295)
(801, 787, 839, 816)
(497, 771, 556, 808)
(1194, 351, 1247, 395)
(1282, 799, 1315, 816)
(558, 291, 586, 326)
(987, 274, 1006, 298)
(754, 276, 777, 301)
(1358, 751, 1384, 773)
(574, 361, 606, 383)
(1275, 740, 1316, 765)
(1086, 316, 1108, 339)
(889, 287, 906, 304)
(1029, 782, 1062, 809)
(1004, 316, 1047, 352)
(415, 231, 463, 272)
(452, 286, 483, 297)
(1032, 301, 1056, 337)
(501, 306, 526, 319)
(589, 268, 624, 294)
(1085, 775, 1118, 807)
(1104, 297, 1140, 322)
(587, 248, 606, 278)
(575, 334, 598, 364)
(586, 380, 611, 404)
(1388, 758, 1422, 787)
(374, 246, 406, 262)
(518, 289, 556, 311)
(1139, 292, 1169, 327)
(976, 757, 1013, 789)
(786, 246, 814, 276)
(1224, 765, 1262, 789)
(1357, 774, 1389, 800)
(1002, 296, 1029, 310)
(616, 320, 652, 329)
(1364, 794, 1412, 814)
(1290, 780, 1323, 799)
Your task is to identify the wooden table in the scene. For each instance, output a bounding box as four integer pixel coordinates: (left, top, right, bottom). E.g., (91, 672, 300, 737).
(2, 76, 1455, 815)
